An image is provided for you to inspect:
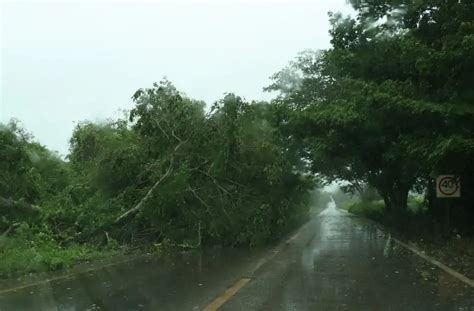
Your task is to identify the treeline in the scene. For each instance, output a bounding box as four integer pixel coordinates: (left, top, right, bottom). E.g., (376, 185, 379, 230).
(268, 0, 474, 232)
(2, 0, 473, 275)
(1, 80, 313, 274)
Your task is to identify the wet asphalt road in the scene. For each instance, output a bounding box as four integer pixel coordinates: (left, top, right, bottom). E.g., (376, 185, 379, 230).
(0, 202, 473, 310)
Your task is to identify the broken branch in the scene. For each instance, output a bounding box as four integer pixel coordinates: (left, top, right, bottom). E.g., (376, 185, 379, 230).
(115, 159, 173, 223)
(114, 139, 188, 224)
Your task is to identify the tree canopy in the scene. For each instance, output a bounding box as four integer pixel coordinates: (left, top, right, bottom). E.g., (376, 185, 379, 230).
(1, 80, 313, 267)
(268, 0, 474, 218)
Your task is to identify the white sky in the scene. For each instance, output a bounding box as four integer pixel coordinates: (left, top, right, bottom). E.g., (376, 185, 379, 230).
(1, 0, 351, 156)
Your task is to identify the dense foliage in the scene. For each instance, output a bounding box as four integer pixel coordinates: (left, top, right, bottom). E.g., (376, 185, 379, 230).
(268, 0, 474, 231)
(0, 82, 313, 276)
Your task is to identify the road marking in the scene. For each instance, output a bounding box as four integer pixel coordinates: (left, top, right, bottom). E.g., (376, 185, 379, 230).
(248, 223, 304, 276)
(203, 220, 310, 310)
(203, 278, 251, 311)
(393, 238, 474, 288)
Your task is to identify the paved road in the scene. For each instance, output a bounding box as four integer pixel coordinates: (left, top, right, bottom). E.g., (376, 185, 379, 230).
(221, 202, 474, 310)
(0, 202, 473, 310)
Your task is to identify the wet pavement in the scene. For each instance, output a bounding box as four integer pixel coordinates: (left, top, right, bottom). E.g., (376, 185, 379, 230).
(0, 201, 473, 310)
(0, 247, 263, 311)
(222, 202, 474, 310)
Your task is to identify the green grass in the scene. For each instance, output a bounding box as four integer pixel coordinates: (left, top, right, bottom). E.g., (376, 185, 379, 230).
(345, 196, 435, 238)
(407, 195, 427, 214)
(347, 196, 426, 218)
(347, 200, 385, 220)
(0, 231, 113, 278)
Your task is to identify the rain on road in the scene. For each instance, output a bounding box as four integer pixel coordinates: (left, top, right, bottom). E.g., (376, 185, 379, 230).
(0, 201, 473, 310)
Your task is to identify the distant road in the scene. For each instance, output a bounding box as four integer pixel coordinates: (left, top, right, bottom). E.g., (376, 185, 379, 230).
(1, 202, 473, 310)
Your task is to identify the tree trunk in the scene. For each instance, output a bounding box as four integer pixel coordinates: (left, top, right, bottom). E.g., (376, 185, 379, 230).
(387, 185, 409, 211)
(382, 194, 391, 211)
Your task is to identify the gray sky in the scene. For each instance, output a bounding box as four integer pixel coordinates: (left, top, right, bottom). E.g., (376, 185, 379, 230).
(1, 0, 351, 156)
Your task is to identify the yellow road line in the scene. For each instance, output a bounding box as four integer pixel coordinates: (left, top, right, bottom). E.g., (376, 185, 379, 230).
(203, 278, 251, 311)
(203, 220, 307, 310)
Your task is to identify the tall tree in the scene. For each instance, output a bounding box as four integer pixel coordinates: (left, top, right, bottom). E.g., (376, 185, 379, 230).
(268, 0, 474, 213)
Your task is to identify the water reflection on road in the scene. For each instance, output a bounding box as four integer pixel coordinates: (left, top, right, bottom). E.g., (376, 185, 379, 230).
(221, 202, 474, 310)
(0, 201, 473, 310)
(0, 247, 263, 310)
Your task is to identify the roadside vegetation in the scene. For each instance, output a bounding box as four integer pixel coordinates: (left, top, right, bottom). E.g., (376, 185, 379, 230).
(269, 0, 474, 236)
(343, 193, 474, 279)
(0, 87, 313, 278)
(342, 194, 428, 236)
(270, 0, 474, 278)
(1, 0, 473, 278)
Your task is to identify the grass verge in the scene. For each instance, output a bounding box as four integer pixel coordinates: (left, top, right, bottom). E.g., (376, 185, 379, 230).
(0, 236, 115, 279)
(345, 198, 474, 280)
(0, 223, 118, 279)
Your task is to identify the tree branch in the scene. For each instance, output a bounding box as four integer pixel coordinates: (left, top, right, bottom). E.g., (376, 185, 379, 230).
(114, 139, 188, 224)
(114, 159, 173, 223)
(171, 130, 183, 143)
(154, 119, 169, 139)
(198, 170, 230, 195)
(188, 186, 211, 209)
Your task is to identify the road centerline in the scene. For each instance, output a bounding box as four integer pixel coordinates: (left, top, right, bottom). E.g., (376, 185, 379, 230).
(203, 278, 251, 311)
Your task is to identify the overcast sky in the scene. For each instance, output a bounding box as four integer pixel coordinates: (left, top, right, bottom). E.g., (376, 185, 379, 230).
(1, 0, 351, 156)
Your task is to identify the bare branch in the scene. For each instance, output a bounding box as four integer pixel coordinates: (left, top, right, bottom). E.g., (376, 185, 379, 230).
(189, 159, 209, 171)
(196, 221, 201, 248)
(198, 170, 230, 195)
(174, 140, 186, 152)
(223, 177, 246, 188)
(104, 231, 111, 244)
(114, 139, 188, 223)
(188, 187, 211, 209)
(154, 119, 169, 139)
(171, 130, 183, 143)
(115, 159, 173, 223)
